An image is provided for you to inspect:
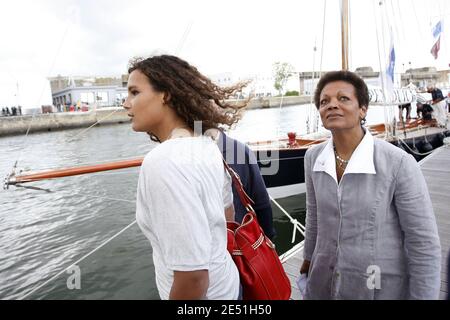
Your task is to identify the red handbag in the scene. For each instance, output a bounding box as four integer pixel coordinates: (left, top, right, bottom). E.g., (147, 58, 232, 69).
(223, 160, 291, 300)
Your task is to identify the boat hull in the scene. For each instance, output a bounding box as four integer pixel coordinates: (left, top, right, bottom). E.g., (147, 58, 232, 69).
(254, 129, 450, 189)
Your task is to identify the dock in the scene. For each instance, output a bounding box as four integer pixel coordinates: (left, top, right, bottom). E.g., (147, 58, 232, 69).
(420, 142, 450, 300)
(281, 140, 450, 300)
(281, 244, 304, 300)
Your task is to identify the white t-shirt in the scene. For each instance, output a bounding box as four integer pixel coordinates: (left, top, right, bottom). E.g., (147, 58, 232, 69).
(136, 135, 239, 300)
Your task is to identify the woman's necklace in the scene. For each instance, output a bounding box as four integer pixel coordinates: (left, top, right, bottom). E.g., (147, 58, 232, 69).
(167, 126, 193, 140)
(334, 145, 350, 170)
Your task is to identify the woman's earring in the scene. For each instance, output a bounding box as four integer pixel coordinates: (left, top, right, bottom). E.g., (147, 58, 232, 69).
(360, 117, 367, 125)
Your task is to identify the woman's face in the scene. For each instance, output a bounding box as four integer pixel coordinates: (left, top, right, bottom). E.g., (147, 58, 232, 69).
(123, 69, 167, 133)
(318, 81, 367, 131)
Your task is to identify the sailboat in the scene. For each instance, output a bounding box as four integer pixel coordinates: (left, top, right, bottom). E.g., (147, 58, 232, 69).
(251, 117, 449, 193)
(4, 1, 450, 194)
(247, 0, 450, 196)
(3, 0, 449, 302)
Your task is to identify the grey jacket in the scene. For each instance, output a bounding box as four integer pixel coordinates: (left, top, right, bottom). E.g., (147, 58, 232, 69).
(303, 136, 441, 300)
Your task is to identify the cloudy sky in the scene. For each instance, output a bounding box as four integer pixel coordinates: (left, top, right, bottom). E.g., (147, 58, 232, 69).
(0, 0, 449, 107)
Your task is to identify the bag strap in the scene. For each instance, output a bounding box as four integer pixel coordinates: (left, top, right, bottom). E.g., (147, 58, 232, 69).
(222, 158, 255, 213)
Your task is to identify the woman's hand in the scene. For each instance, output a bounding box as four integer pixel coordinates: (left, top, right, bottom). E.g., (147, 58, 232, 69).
(225, 204, 235, 222)
(300, 260, 311, 275)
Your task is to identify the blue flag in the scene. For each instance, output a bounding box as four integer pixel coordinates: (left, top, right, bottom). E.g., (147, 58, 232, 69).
(386, 44, 395, 84)
(432, 20, 442, 39)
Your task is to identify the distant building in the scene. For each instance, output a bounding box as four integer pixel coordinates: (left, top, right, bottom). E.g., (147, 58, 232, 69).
(354, 67, 382, 87)
(298, 66, 450, 95)
(401, 67, 450, 89)
(48, 75, 128, 110)
(209, 72, 299, 98)
(300, 67, 385, 96)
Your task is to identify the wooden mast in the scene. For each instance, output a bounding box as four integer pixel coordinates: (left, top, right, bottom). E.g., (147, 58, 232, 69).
(4, 158, 144, 187)
(341, 0, 350, 70)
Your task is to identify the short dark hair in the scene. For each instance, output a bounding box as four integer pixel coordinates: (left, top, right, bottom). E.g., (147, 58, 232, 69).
(314, 70, 369, 109)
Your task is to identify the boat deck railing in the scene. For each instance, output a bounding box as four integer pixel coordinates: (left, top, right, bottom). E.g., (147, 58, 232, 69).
(271, 195, 306, 300)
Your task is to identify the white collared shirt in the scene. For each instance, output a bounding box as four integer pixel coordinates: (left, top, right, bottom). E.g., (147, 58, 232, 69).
(313, 129, 376, 185)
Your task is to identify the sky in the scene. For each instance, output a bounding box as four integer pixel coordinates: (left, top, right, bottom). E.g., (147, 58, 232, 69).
(0, 0, 449, 107)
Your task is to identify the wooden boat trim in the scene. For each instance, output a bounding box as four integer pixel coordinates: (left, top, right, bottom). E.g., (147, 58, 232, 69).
(4, 119, 442, 187)
(6, 158, 143, 185)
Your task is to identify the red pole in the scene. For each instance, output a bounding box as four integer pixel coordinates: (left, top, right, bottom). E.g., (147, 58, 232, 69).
(7, 157, 144, 185)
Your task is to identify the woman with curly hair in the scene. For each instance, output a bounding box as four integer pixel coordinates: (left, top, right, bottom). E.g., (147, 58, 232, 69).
(123, 55, 249, 300)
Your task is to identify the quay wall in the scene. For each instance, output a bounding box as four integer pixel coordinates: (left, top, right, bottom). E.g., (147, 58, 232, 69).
(0, 96, 312, 137)
(0, 108, 130, 137)
(243, 95, 312, 109)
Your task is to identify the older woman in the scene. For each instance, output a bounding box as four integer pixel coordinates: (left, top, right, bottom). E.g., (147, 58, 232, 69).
(299, 70, 441, 299)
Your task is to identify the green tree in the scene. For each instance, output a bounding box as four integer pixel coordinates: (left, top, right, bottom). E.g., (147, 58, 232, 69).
(273, 62, 294, 95)
(285, 90, 299, 96)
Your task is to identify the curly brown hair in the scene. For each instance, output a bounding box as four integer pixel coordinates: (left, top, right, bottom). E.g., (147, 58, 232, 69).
(128, 55, 250, 142)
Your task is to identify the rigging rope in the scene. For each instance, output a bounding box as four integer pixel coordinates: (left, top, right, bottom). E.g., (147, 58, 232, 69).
(394, 0, 407, 47)
(316, 0, 328, 132)
(373, 0, 391, 138)
(175, 21, 193, 55)
(307, 40, 317, 135)
(269, 196, 305, 244)
(411, 0, 425, 42)
(382, 0, 397, 130)
(318, 0, 327, 79)
(66, 108, 121, 143)
(307, 0, 327, 135)
(389, 0, 403, 50)
(10, 22, 72, 179)
(397, 136, 434, 156)
(19, 220, 137, 300)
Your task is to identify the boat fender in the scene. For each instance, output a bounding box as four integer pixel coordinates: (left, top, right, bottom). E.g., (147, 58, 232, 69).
(444, 137, 450, 146)
(287, 132, 297, 147)
(419, 140, 433, 153)
(433, 133, 446, 147)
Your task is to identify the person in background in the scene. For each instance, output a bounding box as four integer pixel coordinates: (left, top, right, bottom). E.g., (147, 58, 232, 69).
(427, 85, 447, 127)
(123, 55, 250, 300)
(416, 101, 434, 121)
(398, 103, 411, 121)
(299, 70, 441, 299)
(446, 92, 450, 113)
(215, 130, 276, 239)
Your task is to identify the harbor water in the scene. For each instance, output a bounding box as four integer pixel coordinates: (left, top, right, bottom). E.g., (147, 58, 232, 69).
(0, 104, 394, 299)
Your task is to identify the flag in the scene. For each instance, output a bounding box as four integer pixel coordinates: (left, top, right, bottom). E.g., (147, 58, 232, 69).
(430, 20, 442, 59)
(386, 43, 395, 86)
(385, 33, 396, 101)
(431, 37, 441, 59)
(432, 21, 442, 39)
